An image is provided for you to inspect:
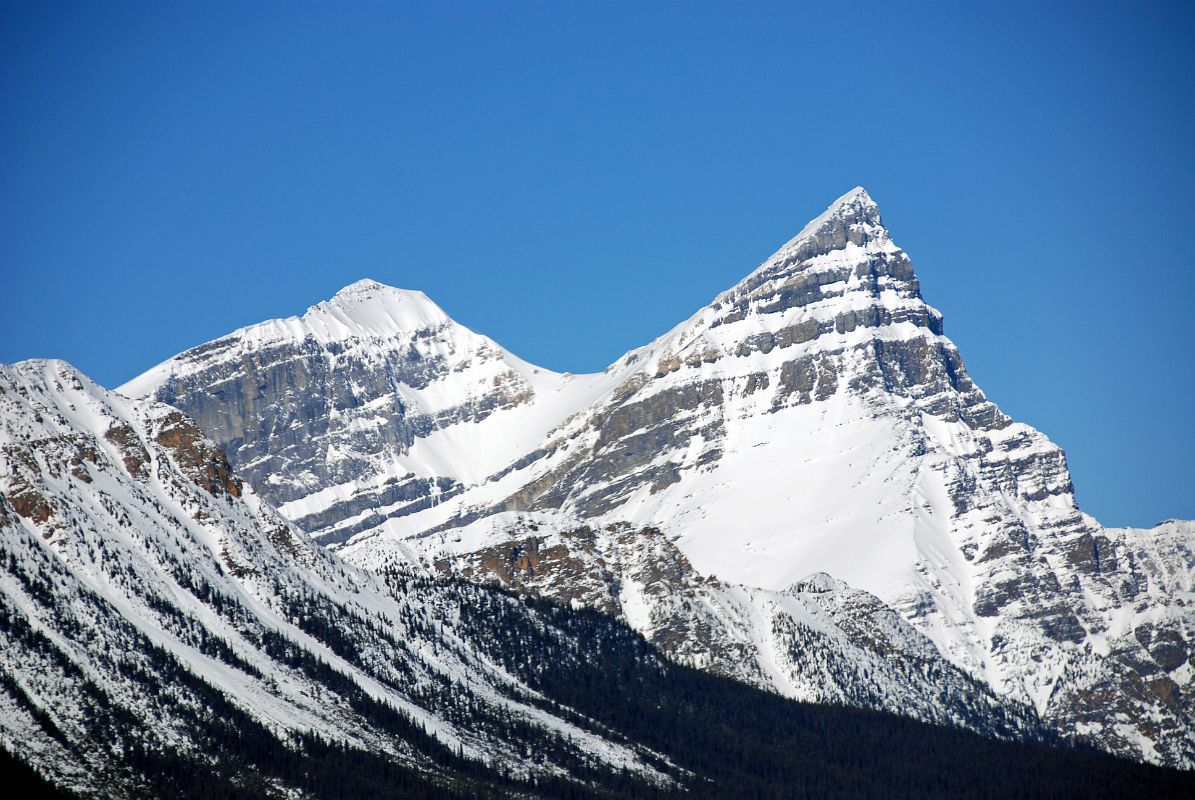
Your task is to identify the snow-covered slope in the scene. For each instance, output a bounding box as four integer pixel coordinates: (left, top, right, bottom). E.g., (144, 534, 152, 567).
(124, 189, 1195, 767)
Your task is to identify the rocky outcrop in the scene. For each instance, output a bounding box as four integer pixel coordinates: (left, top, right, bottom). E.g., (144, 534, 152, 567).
(151, 410, 242, 497)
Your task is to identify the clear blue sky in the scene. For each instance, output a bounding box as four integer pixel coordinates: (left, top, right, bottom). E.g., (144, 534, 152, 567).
(2, 1, 1192, 528)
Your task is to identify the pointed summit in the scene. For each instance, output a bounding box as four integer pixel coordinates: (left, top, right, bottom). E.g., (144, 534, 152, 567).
(723, 187, 892, 303)
(784, 186, 885, 254)
(836, 185, 876, 208)
(833, 185, 880, 224)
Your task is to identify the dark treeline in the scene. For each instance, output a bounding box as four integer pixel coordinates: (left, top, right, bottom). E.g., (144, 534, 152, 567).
(443, 583, 1195, 800)
(8, 569, 1194, 800)
(2, 744, 78, 800)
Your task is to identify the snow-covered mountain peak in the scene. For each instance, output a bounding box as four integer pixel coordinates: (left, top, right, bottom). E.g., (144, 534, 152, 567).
(5, 359, 157, 446)
(333, 277, 406, 296)
(293, 278, 453, 343)
(717, 186, 896, 311)
(813, 184, 879, 225)
(781, 185, 884, 249)
(322, 278, 446, 329)
(8, 357, 86, 392)
(120, 273, 622, 545)
(327, 277, 435, 307)
(118, 280, 465, 400)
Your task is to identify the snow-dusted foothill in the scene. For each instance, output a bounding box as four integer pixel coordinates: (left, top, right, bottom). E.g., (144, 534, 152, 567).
(0, 360, 672, 795)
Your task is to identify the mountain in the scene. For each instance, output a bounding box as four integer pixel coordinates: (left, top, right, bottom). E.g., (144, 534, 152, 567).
(123, 188, 1195, 767)
(12, 360, 1194, 799)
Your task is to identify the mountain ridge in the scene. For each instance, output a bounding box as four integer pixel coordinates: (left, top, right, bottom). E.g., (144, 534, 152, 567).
(121, 188, 1195, 767)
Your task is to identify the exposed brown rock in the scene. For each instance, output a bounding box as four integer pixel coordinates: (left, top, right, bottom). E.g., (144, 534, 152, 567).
(104, 422, 150, 479)
(154, 410, 242, 498)
(5, 486, 53, 526)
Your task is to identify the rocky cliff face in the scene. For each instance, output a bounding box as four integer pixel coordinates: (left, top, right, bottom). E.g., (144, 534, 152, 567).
(124, 189, 1194, 766)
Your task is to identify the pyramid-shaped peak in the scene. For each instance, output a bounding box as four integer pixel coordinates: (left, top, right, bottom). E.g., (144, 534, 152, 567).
(838, 185, 874, 204)
(834, 186, 878, 214)
(836, 185, 874, 205)
(715, 188, 894, 304)
(771, 186, 888, 258)
(800, 186, 882, 236)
